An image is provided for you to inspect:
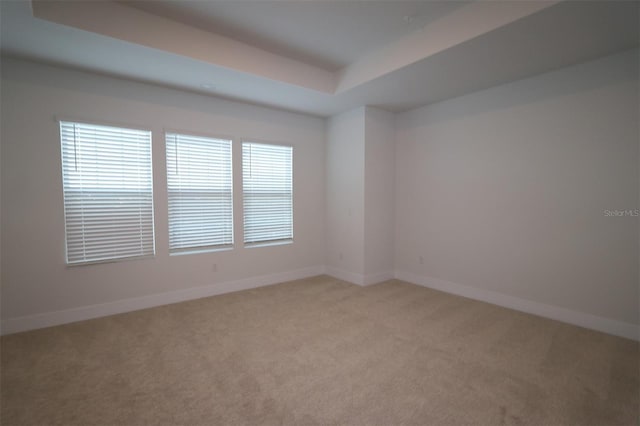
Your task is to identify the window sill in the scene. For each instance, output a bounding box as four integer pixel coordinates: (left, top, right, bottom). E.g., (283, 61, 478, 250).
(66, 254, 155, 267)
(170, 246, 234, 256)
(244, 239, 293, 249)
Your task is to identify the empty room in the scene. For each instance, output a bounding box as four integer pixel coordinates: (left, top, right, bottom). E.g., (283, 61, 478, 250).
(1, 0, 638, 425)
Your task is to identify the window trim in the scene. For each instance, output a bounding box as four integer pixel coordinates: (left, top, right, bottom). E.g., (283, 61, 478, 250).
(55, 115, 153, 133)
(244, 239, 293, 249)
(241, 140, 294, 247)
(165, 131, 235, 253)
(59, 119, 156, 266)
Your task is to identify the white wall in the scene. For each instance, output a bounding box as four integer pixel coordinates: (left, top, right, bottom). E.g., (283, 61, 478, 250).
(395, 49, 639, 327)
(0, 57, 326, 329)
(364, 107, 395, 282)
(325, 108, 366, 281)
(325, 106, 396, 285)
(2, 50, 638, 339)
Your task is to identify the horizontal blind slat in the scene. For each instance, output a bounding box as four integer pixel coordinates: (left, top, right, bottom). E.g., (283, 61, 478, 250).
(166, 133, 233, 251)
(60, 121, 155, 264)
(242, 142, 293, 244)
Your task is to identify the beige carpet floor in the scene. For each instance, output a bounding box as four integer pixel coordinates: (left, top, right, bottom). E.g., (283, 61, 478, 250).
(1, 275, 638, 425)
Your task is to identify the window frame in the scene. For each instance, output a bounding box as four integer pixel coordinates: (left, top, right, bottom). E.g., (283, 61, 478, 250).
(165, 129, 235, 254)
(58, 118, 156, 266)
(241, 140, 294, 247)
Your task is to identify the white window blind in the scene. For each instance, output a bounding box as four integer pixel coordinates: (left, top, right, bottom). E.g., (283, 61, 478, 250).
(59, 121, 155, 264)
(166, 133, 233, 252)
(242, 142, 293, 245)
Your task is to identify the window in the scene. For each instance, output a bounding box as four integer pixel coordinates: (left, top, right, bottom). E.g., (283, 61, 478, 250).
(166, 133, 233, 252)
(242, 142, 293, 245)
(59, 121, 155, 264)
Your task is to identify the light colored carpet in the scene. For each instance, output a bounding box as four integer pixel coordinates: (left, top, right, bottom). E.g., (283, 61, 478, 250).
(1, 275, 638, 425)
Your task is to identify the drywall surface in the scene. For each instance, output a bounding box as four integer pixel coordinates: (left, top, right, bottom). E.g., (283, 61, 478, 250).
(325, 108, 366, 279)
(396, 49, 639, 326)
(325, 106, 395, 285)
(364, 107, 395, 279)
(0, 57, 325, 322)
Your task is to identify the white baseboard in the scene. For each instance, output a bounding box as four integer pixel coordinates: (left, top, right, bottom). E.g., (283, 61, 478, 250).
(4, 266, 637, 341)
(325, 267, 365, 285)
(395, 270, 639, 341)
(0, 265, 325, 336)
(325, 267, 394, 287)
(363, 271, 395, 286)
